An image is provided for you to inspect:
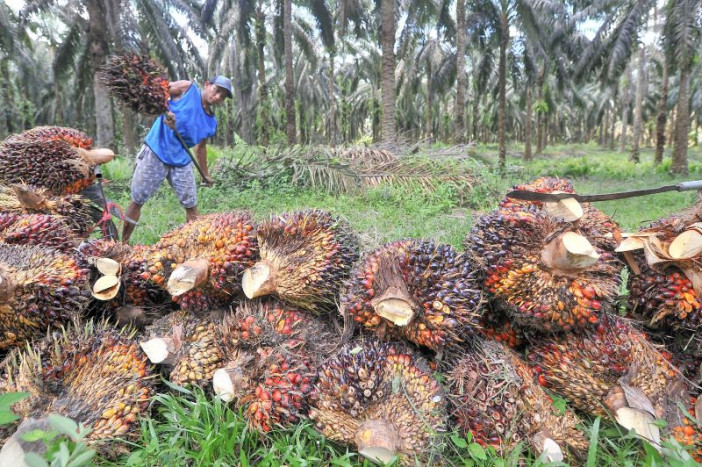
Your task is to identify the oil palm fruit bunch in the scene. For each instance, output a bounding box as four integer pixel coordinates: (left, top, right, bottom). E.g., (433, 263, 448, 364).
(0, 129, 114, 195)
(99, 53, 170, 115)
(242, 209, 360, 313)
(5, 126, 94, 149)
(448, 339, 586, 462)
(670, 397, 702, 462)
(0, 244, 90, 350)
(0, 321, 153, 454)
(309, 340, 446, 465)
(213, 299, 338, 428)
(342, 239, 483, 352)
(467, 204, 621, 332)
(527, 314, 700, 450)
(97, 212, 257, 310)
(140, 310, 225, 389)
(0, 184, 97, 236)
(479, 308, 527, 349)
(0, 213, 81, 251)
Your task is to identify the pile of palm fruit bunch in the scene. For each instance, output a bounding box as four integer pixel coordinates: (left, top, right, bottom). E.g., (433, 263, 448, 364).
(620, 202, 702, 389)
(341, 239, 484, 354)
(0, 244, 91, 351)
(309, 340, 446, 465)
(0, 321, 154, 456)
(527, 313, 701, 459)
(99, 53, 170, 116)
(89, 212, 258, 310)
(212, 299, 338, 433)
(0, 212, 82, 252)
(0, 126, 114, 195)
(448, 339, 587, 462)
(0, 184, 97, 236)
(465, 177, 623, 332)
(242, 209, 360, 313)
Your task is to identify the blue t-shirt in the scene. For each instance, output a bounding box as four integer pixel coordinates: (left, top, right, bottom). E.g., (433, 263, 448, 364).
(144, 83, 217, 167)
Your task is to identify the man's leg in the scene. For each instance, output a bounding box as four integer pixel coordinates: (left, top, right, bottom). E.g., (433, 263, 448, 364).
(185, 206, 199, 222)
(167, 163, 199, 224)
(121, 201, 142, 244)
(124, 145, 168, 243)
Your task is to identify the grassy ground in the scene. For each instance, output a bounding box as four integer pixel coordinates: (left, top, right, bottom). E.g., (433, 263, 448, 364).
(95, 142, 702, 466)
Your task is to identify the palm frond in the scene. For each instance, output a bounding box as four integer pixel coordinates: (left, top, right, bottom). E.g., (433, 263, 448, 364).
(53, 17, 85, 81)
(307, 0, 334, 50)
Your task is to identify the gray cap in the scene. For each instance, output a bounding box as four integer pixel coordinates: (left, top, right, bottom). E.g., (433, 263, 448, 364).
(210, 75, 233, 99)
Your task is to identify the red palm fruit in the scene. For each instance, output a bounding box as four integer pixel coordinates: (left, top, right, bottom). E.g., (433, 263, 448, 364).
(1, 321, 154, 456)
(342, 239, 483, 352)
(0, 244, 90, 350)
(448, 339, 586, 462)
(123, 212, 257, 310)
(466, 207, 621, 332)
(309, 340, 446, 465)
(6, 126, 94, 149)
(479, 307, 527, 349)
(0, 213, 81, 251)
(99, 54, 170, 115)
(242, 209, 360, 313)
(670, 397, 702, 462)
(0, 130, 114, 195)
(140, 310, 225, 390)
(527, 314, 699, 450)
(0, 184, 96, 236)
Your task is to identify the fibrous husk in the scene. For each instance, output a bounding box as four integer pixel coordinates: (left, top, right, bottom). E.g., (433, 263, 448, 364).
(448, 339, 587, 461)
(0, 244, 90, 351)
(0, 213, 82, 251)
(342, 239, 484, 352)
(466, 206, 621, 332)
(242, 209, 359, 313)
(99, 54, 170, 116)
(0, 184, 96, 236)
(309, 340, 446, 465)
(0, 320, 154, 455)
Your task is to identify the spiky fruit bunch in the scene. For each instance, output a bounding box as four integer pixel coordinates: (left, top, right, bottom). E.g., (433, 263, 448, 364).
(467, 207, 621, 332)
(242, 209, 360, 313)
(479, 308, 526, 349)
(309, 341, 446, 465)
(99, 54, 170, 115)
(0, 133, 113, 195)
(1, 321, 153, 452)
(0, 184, 96, 236)
(629, 268, 702, 328)
(342, 239, 483, 352)
(448, 339, 586, 461)
(670, 398, 702, 462)
(124, 212, 257, 310)
(0, 244, 90, 350)
(140, 310, 225, 389)
(5, 126, 94, 149)
(0, 213, 81, 251)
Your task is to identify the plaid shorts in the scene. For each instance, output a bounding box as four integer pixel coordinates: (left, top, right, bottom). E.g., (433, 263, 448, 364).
(131, 145, 197, 208)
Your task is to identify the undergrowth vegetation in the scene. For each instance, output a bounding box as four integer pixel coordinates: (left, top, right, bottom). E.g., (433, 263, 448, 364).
(88, 142, 702, 465)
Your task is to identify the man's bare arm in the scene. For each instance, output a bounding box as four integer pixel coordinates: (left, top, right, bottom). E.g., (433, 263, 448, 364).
(168, 80, 192, 99)
(194, 142, 213, 185)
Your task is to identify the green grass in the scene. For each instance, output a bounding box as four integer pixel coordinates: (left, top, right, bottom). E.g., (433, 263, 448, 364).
(93, 142, 702, 466)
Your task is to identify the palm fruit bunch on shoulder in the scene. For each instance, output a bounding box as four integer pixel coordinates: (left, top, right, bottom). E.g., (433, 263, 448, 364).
(242, 209, 360, 313)
(499, 177, 621, 252)
(0, 128, 114, 195)
(0, 213, 81, 251)
(466, 202, 622, 332)
(5, 126, 93, 149)
(0, 244, 90, 351)
(119, 212, 258, 310)
(99, 53, 170, 115)
(309, 340, 446, 465)
(342, 239, 483, 353)
(213, 299, 338, 432)
(1, 321, 153, 455)
(0, 184, 97, 236)
(448, 339, 586, 462)
(140, 310, 225, 390)
(527, 313, 701, 451)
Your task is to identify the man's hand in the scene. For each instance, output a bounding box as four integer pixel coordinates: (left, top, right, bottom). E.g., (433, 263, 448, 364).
(165, 111, 176, 129)
(201, 175, 215, 187)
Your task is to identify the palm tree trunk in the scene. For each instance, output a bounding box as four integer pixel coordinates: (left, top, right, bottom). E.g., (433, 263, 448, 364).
(256, 6, 269, 146)
(426, 61, 433, 141)
(654, 57, 668, 164)
(609, 96, 617, 150)
(284, 0, 296, 144)
(524, 84, 532, 161)
(472, 75, 479, 141)
(380, 0, 396, 142)
(620, 64, 632, 151)
(630, 47, 645, 163)
(87, 0, 114, 148)
(329, 52, 336, 146)
(0, 58, 11, 138)
(672, 65, 691, 174)
(535, 68, 545, 154)
(497, 7, 509, 169)
(454, 0, 466, 143)
(122, 105, 138, 156)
